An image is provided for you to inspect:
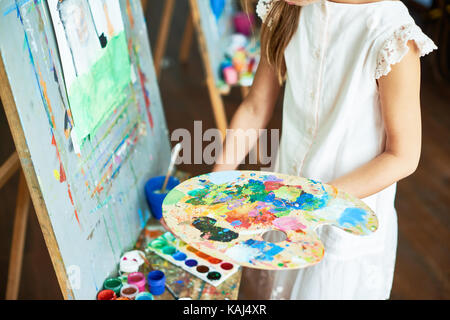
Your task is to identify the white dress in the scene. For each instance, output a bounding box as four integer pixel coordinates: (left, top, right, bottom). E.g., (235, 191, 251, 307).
(241, 0, 437, 300)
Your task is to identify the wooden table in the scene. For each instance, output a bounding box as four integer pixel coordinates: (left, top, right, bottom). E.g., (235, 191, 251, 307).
(134, 219, 242, 300)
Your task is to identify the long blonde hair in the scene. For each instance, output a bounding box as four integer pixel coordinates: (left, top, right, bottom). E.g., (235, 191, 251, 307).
(242, 1, 301, 84)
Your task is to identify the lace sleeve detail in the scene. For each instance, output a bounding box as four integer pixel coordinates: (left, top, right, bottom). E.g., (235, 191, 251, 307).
(256, 0, 274, 23)
(375, 24, 437, 79)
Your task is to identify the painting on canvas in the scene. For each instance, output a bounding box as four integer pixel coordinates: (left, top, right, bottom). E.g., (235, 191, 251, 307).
(48, 0, 132, 145)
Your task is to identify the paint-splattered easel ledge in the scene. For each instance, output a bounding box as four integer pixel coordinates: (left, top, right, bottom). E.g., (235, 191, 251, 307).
(134, 220, 241, 300)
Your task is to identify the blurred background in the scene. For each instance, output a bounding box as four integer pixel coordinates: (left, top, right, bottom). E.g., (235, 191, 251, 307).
(0, 0, 448, 299)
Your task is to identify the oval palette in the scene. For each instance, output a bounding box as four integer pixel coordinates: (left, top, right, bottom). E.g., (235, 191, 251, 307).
(162, 170, 378, 270)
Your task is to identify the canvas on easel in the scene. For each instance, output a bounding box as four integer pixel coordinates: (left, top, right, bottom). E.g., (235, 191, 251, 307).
(0, 0, 171, 300)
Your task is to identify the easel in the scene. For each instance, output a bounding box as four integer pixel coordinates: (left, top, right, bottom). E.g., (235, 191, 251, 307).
(0, 0, 242, 300)
(0, 151, 31, 300)
(0, 0, 155, 301)
(149, 0, 258, 138)
(0, 56, 71, 299)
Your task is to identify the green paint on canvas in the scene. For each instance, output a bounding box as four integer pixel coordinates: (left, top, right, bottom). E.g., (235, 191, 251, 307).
(68, 31, 131, 142)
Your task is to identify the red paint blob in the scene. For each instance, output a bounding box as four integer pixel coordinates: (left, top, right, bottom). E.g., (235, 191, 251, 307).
(220, 263, 234, 271)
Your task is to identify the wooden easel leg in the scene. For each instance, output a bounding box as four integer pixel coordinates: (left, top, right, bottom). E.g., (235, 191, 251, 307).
(0, 152, 20, 190)
(179, 12, 194, 64)
(188, 0, 228, 138)
(5, 171, 31, 300)
(141, 0, 149, 13)
(154, 0, 176, 78)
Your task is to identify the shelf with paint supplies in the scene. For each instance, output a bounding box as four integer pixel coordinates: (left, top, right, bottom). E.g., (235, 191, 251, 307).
(217, 11, 260, 95)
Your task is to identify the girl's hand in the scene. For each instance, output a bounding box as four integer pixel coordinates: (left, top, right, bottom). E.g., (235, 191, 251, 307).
(160, 217, 175, 234)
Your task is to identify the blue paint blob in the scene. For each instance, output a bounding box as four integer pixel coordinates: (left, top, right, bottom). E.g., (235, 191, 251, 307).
(208, 171, 241, 185)
(185, 259, 198, 267)
(243, 239, 284, 261)
(338, 207, 368, 228)
(210, 0, 226, 20)
(173, 252, 187, 261)
(231, 220, 242, 227)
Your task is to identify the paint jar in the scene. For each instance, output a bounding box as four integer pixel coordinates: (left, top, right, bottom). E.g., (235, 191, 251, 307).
(135, 292, 154, 300)
(145, 176, 180, 220)
(147, 270, 166, 296)
(103, 277, 123, 296)
(233, 12, 255, 36)
(223, 66, 238, 85)
(127, 272, 147, 292)
(120, 284, 139, 300)
(97, 289, 117, 300)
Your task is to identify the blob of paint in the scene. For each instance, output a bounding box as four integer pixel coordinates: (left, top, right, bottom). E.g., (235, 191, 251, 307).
(208, 257, 222, 264)
(163, 232, 176, 242)
(150, 239, 167, 249)
(220, 263, 234, 271)
(185, 259, 198, 267)
(196, 265, 210, 273)
(207, 271, 222, 281)
(186, 246, 198, 253)
(196, 251, 210, 260)
(162, 246, 177, 255)
(173, 252, 187, 261)
(338, 207, 368, 228)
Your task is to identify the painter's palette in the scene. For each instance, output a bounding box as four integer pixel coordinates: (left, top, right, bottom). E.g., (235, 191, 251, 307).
(163, 171, 378, 270)
(146, 232, 239, 287)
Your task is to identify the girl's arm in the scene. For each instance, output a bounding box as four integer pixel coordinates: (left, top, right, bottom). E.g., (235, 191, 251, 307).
(329, 41, 422, 199)
(213, 54, 281, 171)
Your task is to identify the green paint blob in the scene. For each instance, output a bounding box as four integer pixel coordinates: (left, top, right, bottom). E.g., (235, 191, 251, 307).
(149, 239, 167, 249)
(162, 246, 177, 255)
(68, 32, 132, 142)
(273, 186, 302, 201)
(163, 189, 186, 205)
(163, 232, 176, 242)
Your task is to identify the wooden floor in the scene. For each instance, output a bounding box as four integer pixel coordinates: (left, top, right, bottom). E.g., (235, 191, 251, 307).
(0, 2, 448, 299)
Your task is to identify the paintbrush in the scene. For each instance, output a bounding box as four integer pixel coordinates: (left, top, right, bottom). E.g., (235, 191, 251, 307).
(160, 143, 182, 194)
(139, 252, 180, 300)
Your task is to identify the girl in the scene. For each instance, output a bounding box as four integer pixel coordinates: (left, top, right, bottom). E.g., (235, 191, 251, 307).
(213, 0, 437, 299)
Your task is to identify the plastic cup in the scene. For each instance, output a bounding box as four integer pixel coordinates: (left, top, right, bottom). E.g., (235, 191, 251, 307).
(120, 284, 139, 300)
(103, 277, 123, 296)
(127, 272, 147, 292)
(147, 270, 166, 296)
(97, 289, 117, 300)
(145, 176, 180, 220)
(135, 292, 154, 300)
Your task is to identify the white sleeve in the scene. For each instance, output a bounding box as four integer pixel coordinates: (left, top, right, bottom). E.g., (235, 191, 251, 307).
(375, 23, 437, 79)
